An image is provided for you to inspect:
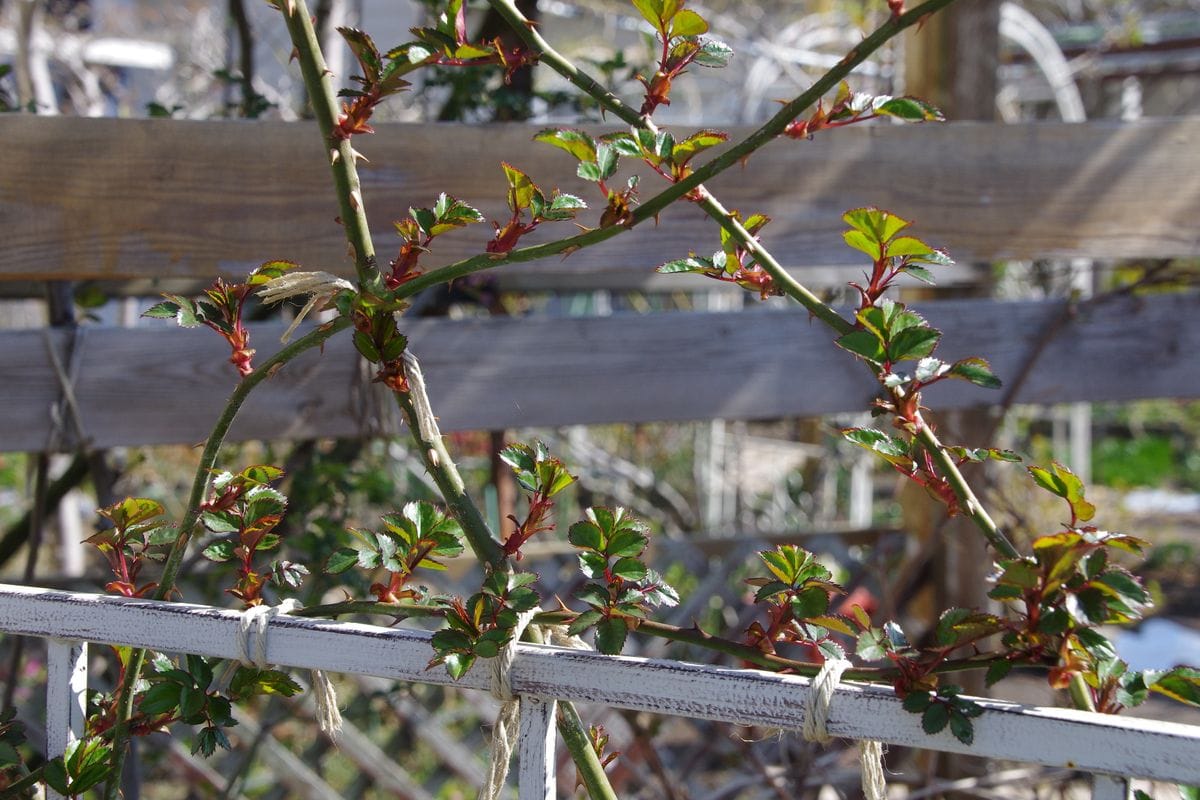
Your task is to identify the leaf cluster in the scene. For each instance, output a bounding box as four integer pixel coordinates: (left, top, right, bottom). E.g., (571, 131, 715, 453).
(744, 545, 850, 661)
(326, 501, 464, 603)
(629, 0, 732, 116)
(657, 211, 778, 298)
(566, 507, 679, 654)
(430, 570, 542, 679)
(389, 193, 484, 288)
(486, 163, 587, 254)
(499, 440, 576, 559)
(784, 81, 942, 140)
(86, 497, 175, 598)
(44, 738, 112, 798)
(199, 465, 302, 606)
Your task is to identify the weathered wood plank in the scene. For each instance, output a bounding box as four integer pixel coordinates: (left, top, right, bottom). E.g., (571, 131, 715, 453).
(0, 292, 1195, 452)
(2, 117, 1199, 286)
(44, 639, 87, 800)
(1, 583, 1198, 784)
(517, 696, 557, 800)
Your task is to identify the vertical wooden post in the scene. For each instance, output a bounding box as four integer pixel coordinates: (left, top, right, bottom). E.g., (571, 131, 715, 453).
(517, 696, 557, 800)
(45, 639, 87, 800)
(1091, 775, 1131, 800)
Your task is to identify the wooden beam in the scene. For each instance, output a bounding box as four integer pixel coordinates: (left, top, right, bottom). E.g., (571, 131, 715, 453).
(2, 292, 1195, 453)
(2, 117, 1200, 286)
(3, 583, 1199, 785)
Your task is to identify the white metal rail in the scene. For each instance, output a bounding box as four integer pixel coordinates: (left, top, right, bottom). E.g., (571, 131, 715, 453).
(4, 584, 1198, 798)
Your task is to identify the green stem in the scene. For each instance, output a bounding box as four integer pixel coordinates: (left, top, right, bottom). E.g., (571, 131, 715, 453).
(1068, 672, 1097, 713)
(557, 702, 619, 800)
(102, 317, 350, 800)
(278, 0, 377, 286)
(915, 420, 1020, 559)
(393, 354, 505, 568)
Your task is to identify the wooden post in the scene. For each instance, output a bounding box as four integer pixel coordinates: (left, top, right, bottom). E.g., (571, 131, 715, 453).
(45, 639, 87, 800)
(518, 696, 557, 800)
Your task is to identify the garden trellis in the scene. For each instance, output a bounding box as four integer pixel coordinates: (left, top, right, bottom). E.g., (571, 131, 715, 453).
(5, 582, 1200, 799)
(2, 16, 1200, 795)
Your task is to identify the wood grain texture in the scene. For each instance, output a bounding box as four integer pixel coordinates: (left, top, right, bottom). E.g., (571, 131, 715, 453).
(2, 583, 1198, 784)
(1, 292, 1196, 452)
(2, 117, 1199, 286)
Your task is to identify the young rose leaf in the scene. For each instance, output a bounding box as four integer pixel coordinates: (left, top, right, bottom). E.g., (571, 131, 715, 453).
(836, 330, 887, 364)
(657, 255, 716, 274)
(985, 660, 1013, 687)
(540, 193, 587, 222)
(948, 711, 975, 745)
(1028, 461, 1096, 522)
(948, 357, 1002, 389)
(692, 37, 733, 68)
(339, 27, 383, 83)
(442, 652, 475, 681)
(1151, 667, 1200, 707)
(568, 519, 605, 552)
(841, 427, 912, 468)
(595, 616, 628, 655)
(843, 207, 910, 247)
(887, 326, 942, 362)
(577, 143, 620, 183)
(324, 547, 359, 574)
(670, 9, 708, 37)
(843, 229, 882, 261)
(502, 162, 539, 212)
(533, 128, 597, 163)
(567, 609, 604, 637)
(202, 540, 237, 562)
(229, 667, 303, 700)
(904, 265, 937, 284)
(921, 702, 950, 735)
(671, 129, 727, 166)
(876, 96, 944, 122)
(611, 557, 648, 581)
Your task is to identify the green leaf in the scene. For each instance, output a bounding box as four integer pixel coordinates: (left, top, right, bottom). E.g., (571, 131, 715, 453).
(836, 330, 886, 364)
(922, 702, 950, 735)
(324, 547, 360, 574)
(201, 540, 237, 562)
(657, 255, 716, 274)
(948, 711, 974, 745)
(611, 557, 648, 581)
(948, 357, 1002, 389)
(533, 128, 596, 163)
(842, 207, 910, 248)
(568, 520, 604, 552)
(339, 26, 383, 83)
(841, 427, 912, 468)
(843, 230, 882, 261)
(790, 586, 830, 619)
(671, 129, 727, 166)
(595, 617, 628, 655)
(902, 691, 932, 713)
(577, 143, 620, 183)
(670, 9, 708, 38)
(888, 326, 942, 362)
(138, 682, 180, 715)
(1151, 667, 1200, 706)
(692, 37, 733, 68)
(567, 609, 603, 637)
(985, 660, 1013, 687)
(228, 667, 302, 699)
(876, 96, 944, 122)
(440, 652, 473, 680)
(1028, 462, 1096, 522)
(502, 162, 538, 213)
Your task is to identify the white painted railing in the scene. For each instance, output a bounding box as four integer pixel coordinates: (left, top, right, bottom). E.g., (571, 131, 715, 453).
(4, 583, 1199, 798)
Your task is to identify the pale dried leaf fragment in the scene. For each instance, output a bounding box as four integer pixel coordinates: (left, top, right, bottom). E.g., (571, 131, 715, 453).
(257, 271, 354, 343)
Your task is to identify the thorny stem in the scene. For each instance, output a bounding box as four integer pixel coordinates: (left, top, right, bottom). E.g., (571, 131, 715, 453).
(490, 0, 1018, 559)
(558, 702, 620, 800)
(278, 0, 378, 287)
(394, 352, 506, 568)
(103, 317, 351, 799)
(273, 5, 622, 798)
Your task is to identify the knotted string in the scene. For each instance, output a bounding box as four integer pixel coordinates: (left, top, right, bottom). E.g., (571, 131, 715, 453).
(479, 607, 539, 800)
(237, 600, 343, 738)
(802, 658, 887, 800)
